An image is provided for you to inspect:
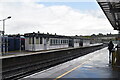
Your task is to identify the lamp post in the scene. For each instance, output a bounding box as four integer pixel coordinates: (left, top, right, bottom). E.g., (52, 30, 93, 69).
(0, 16, 11, 55)
(0, 31, 2, 55)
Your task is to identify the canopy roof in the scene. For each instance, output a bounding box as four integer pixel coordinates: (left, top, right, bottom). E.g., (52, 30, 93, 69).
(97, 0, 120, 30)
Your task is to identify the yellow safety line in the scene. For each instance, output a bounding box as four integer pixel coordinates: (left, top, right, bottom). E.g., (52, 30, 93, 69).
(53, 48, 103, 80)
(53, 61, 87, 80)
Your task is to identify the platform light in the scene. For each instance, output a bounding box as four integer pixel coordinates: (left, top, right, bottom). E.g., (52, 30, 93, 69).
(0, 16, 11, 55)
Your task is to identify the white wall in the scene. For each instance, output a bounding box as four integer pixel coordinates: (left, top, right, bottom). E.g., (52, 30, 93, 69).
(74, 43, 79, 48)
(25, 37, 69, 51)
(25, 37, 36, 51)
(73, 39, 80, 48)
(47, 44, 68, 50)
(83, 40, 90, 47)
(47, 38, 69, 50)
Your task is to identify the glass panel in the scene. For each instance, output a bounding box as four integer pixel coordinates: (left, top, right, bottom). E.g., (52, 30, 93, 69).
(50, 39, 52, 45)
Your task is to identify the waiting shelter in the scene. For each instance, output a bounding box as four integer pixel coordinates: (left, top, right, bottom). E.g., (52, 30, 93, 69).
(97, 0, 120, 68)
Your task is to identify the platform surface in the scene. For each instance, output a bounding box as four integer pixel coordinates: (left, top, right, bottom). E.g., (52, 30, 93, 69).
(0, 44, 102, 59)
(22, 47, 120, 80)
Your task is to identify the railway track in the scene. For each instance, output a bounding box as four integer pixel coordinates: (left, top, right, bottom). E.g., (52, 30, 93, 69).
(1, 44, 106, 80)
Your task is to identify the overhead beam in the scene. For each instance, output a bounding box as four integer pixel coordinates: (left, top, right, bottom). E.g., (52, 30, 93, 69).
(97, 0, 120, 31)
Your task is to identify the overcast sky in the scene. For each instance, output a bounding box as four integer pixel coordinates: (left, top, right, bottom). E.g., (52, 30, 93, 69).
(0, 0, 118, 36)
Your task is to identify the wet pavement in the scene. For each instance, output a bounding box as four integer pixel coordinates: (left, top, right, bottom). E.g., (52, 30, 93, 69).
(22, 47, 120, 80)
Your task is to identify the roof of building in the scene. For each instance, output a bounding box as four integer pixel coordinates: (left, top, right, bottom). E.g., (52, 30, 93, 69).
(97, 0, 120, 30)
(24, 32, 83, 39)
(24, 32, 70, 39)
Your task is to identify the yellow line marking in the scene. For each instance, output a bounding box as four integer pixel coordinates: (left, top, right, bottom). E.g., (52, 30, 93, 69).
(53, 61, 87, 80)
(53, 47, 103, 80)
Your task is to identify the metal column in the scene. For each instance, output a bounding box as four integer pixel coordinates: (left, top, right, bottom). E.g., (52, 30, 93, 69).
(116, 31, 120, 67)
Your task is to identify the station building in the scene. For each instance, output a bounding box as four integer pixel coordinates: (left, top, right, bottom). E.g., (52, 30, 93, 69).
(24, 32, 84, 51)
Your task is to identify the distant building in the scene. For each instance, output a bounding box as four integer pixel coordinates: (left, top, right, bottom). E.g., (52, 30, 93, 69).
(24, 32, 70, 51)
(91, 34, 117, 43)
(81, 34, 117, 44)
(24, 32, 85, 51)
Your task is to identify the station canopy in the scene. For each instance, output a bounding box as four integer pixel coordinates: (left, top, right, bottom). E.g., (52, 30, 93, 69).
(97, 0, 120, 30)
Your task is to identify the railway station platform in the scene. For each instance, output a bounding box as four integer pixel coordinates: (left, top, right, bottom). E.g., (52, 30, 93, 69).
(1, 43, 101, 56)
(0, 43, 103, 58)
(23, 47, 120, 80)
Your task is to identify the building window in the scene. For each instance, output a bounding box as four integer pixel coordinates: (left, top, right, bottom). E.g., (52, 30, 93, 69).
(61, 40, 63, 44)
(76, 39, 77, 43)
(40, 37, 42, 44)
(63, 40, 65, 44)
(62, 40, 64, 44)
(36, 37, 39, 44)
(50, 39, 52, 45)
(58, 39, 60, 44)
(64, 40, 66, 44)
(76, 39, 78, 43)
(53, 39, 55, 45)
(55, 39, 57, 45)
(56, 39, 58, 44)
(67, 40, 68, 44)
(55, 39, 57, 44)
(29, 37, 32, 44)
(59, 39, 61, 44)
(65, 40, 67, 44)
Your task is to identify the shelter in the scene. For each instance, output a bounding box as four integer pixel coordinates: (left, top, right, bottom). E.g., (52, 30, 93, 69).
(97, 0, 120, 66)
(97, 0, 120, 46)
